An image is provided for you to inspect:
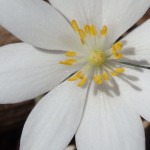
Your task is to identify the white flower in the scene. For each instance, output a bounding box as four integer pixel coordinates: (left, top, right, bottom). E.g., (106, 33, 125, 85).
(0, 0, 150, 150)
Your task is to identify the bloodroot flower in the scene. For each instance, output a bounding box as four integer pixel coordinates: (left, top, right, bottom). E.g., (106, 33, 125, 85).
(0, 0, 150, 150)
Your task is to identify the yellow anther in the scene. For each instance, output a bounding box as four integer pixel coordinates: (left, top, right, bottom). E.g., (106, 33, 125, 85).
(102, 72, 109, 80)
(76, 71, 83, 79)
(77, 77, 87, 87)
(79, 29, 86, 40)
(93, 75, 103, 84)
(115, 68, 125, 73)
(112, 47, 117, 53)
(84, 25, 91, 34)
(81, 39, 85, 45)
(113, 42, 123, 50)
(59, 61, 72, 66)
(90, 25, 97, 36)
(66, 59, 77, 64)
(111, 68, 124, 77)
(111, 71, 118, 77)
(59, 58, 77, 66)
(65, 51, 77, 57)
(68, 71, 86, 83)
(100, 25, 108, 36)
(71, 20, 79, 32)
(113, 53, 123, 59)
(68, 76, 78, 81)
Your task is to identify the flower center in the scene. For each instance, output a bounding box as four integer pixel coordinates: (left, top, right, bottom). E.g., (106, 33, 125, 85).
(59, 19, 125, 87)
(89, 50, 106, 66)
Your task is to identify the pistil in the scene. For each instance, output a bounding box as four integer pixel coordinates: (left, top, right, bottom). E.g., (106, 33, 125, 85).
(88, 50, 106, 66)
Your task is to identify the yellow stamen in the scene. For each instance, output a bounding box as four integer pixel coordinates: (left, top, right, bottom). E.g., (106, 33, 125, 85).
(77, 77, 87, 87)
(100, 25, 108, 36)
(59, 58, 77, 66)
(111, 68, 124, 76)
(93, 75, 103, 84)
(71, 20, 79, 32)
(113, 53, 123, 59)
(59, 61, 72, 66)
(68, 76, 78, 81)
(66, 59, 77, 64)
(102, 72, 109, 80)
(65, 51, 77, 57)
(90, 25, 97, 36)
(111, 71, 118, 76)
(113, 42, 123, 50)
(84, 25, 91, 34)
(112, 47, 117, 53)
(115, 68, 125, 73)
(81, 39, 85, 45)
(79, 29, 86, 40)
(76, 71, 84, 79)
(68, 71, 85, 82)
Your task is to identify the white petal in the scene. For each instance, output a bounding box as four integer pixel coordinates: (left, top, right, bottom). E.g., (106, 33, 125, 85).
(115, 67, 150, 122)
(0, 0, 82, 51)
(76, 81, 145, 150)
(122, 19, 150, 66)
(49, 0, 149, 46)
(0, 43, 81, 103)
(20, 80, 89, 150)
(49, 0, 103, 29)
(102, 0, 150, 47)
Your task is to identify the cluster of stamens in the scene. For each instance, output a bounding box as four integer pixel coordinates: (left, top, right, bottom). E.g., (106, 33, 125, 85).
(59, 51, 77, 66)
(59, 20, 125, 87)
(111, 42, 123, 59)
(71, 20, 108, 44)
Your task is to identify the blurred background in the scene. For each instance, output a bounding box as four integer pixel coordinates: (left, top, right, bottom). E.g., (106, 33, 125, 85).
(0, 1, 150, 150)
